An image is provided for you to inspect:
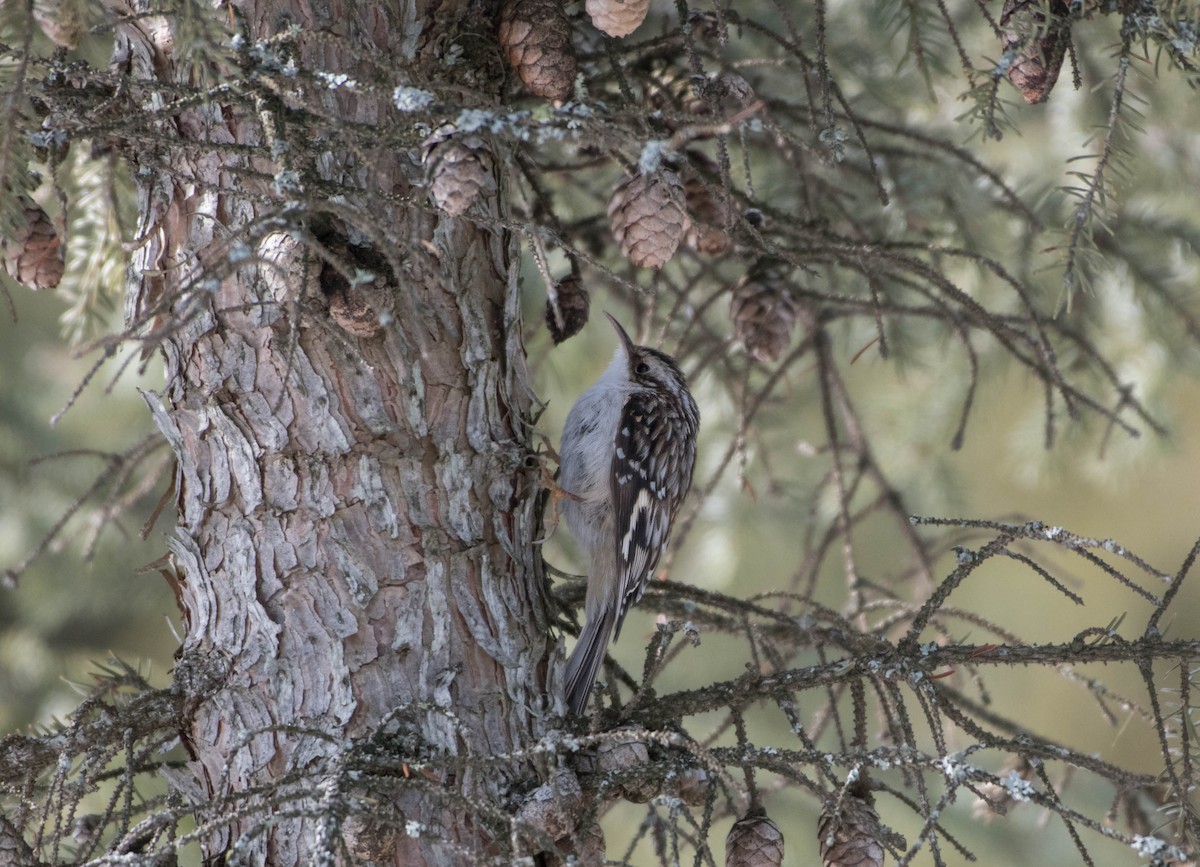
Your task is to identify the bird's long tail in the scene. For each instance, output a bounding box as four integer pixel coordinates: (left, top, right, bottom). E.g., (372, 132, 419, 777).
(564, 612, 615, 715)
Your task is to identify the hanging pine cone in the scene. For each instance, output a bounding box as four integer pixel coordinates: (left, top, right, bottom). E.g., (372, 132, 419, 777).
(585, 0, 650, 38)
(729, 259, 797, 363)
(1, 198, 64, 292)
(499, 0, 577, 103)
(594, 731, 655, 802)
(548, 818, 605, 866)
(516, 768, 585, 848)
(422, 124, 497, 217)
(726, 813, 785, 867)
(999, 0, 1071, 103)
(818, 782, 886, 867)
(681, 153, 732, 256)
(607, 170, 687, 269)
(545, 273, 590, 344)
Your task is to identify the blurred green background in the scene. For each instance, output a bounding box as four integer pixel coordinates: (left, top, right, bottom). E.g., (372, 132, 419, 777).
(0, 286, 179, 733)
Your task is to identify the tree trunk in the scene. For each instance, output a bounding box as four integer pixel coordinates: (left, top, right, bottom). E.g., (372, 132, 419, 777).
(117, 2, 550, 862)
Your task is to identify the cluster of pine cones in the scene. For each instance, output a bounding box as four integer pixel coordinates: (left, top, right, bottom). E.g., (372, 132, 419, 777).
(721, 778, 895, 867)
(420, 2, 800, 363)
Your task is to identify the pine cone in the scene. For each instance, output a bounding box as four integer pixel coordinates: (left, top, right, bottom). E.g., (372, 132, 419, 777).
(607, 170, 687, 269)
(681, 154, 732, 255)
(595, 732, 654, 802)
(516, 768, 585, 851)
(726, 813, 785, 867)
(1000, 0, 1071, 104)
(422, 124, 497, 217)
(546, 274, 590, 344)
(499, 0, 577, 102)
(729, 260, 797, 363)
(548, 819, 605, 866)
(586, 0, 650, 38)
(818, 784, 885, 867)
(1, 198, 64, 291)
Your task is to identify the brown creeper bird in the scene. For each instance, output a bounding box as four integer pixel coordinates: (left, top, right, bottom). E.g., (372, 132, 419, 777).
(559, 313, 700, 715)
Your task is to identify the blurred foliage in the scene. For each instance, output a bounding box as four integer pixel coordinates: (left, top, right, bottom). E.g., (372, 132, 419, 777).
(0, 283, 178, 735)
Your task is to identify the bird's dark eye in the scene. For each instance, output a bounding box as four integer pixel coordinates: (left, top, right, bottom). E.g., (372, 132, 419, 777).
(635, 362, 650, 375)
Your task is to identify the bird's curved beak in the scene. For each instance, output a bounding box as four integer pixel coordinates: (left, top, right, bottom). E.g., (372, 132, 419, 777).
(605, 312, 636, 355)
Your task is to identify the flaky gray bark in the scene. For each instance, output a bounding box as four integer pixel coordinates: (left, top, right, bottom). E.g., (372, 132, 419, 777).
(116, 1, 550, 862)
